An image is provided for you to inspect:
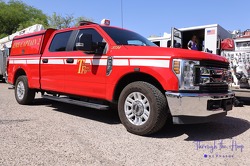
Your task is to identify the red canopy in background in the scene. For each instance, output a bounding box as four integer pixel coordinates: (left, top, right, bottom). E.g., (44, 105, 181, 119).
(221, 38, 235, 51)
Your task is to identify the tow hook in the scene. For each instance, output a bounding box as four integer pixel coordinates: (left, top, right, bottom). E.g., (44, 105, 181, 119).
(233, 97, 244, 107)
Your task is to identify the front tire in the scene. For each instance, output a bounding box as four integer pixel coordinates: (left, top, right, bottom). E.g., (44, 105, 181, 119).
(118, 81, 168, 135)
(15, 76, 35, 105)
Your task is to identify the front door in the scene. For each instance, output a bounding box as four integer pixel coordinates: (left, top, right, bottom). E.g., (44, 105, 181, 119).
(64, 28, 108, 99)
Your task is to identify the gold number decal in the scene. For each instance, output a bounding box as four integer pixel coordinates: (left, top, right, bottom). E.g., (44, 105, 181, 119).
(111, 46, 121, 50)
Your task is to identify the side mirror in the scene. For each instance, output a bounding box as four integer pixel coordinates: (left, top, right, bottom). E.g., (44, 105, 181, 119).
(76, 33, 93, 52)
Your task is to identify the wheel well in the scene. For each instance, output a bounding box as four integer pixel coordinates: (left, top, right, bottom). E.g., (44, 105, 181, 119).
(113, 72, 165, 102)
(14, 68, 26, 85)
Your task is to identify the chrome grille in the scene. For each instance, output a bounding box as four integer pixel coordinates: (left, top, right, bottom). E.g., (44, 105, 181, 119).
(198, 67, 229, 84)
(195, 61, 230, 93)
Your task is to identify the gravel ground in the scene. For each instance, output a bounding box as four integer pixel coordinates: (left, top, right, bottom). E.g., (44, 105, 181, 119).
(0, 82, 249, 166)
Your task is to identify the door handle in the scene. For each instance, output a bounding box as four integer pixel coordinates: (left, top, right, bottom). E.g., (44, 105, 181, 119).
(66, 58, 74, 63)
(42, 59, 48, 63)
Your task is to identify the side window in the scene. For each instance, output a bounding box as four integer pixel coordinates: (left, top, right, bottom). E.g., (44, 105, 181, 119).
(127, 40, 146, 46)
(74, 29, 104, 51)
(49, 31, 72, 52)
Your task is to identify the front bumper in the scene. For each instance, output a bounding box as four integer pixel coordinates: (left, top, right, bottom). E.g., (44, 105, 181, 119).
(230, 87, 250, 98)
(166, 91, 235, 124)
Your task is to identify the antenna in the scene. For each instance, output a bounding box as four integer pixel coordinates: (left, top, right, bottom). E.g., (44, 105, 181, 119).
(121, 0, 124, 28)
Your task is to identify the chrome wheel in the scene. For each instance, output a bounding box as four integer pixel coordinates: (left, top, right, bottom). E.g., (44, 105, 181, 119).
(124, 92, 150, 126)
(17, 81, 25, 100)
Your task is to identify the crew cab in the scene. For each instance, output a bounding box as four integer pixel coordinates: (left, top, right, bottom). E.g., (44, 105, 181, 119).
(7, 20, 234, 135)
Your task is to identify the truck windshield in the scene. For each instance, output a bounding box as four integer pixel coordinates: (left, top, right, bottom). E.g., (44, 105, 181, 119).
(101, 26, 157, 46)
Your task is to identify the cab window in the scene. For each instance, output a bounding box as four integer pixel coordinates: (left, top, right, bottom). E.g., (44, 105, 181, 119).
(73, 29, 104, 51)
(49, 31, 72, 52)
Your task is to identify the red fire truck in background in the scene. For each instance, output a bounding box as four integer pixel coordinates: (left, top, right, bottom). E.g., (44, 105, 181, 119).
(7, 20, 234, 135)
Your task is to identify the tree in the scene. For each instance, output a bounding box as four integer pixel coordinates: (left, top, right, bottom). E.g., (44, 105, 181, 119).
(48, 13, 74, 29)
(74, 16, 93, 26)
(0, 0, 93, 38)
(48, 12, 93, 29)
(0, 0, 48, 38)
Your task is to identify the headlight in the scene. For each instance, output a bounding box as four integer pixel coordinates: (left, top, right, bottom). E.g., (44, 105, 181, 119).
(173, 59, 200, 90)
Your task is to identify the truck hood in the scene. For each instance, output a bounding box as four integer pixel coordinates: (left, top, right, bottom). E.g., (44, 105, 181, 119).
(111, 46, 228, 63)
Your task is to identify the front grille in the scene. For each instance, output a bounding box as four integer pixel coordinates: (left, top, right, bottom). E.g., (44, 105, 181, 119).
(196, 60, 229, 93)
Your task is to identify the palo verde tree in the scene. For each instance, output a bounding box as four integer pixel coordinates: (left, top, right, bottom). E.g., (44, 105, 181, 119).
(0, 0, 48, 38)
(48, 12, 93, 29)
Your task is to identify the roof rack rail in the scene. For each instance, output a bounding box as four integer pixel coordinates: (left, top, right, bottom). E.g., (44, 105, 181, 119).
(79, 20, 97, 26)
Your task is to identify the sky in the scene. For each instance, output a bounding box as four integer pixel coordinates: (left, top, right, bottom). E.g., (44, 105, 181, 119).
(19, 0, 250, 37)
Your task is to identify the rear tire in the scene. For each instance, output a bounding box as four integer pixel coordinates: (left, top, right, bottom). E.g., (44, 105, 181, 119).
(15, 76, 35, 105)
(118, 81, 168, 136)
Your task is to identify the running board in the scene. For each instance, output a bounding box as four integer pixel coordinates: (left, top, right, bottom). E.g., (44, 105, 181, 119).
(42, 95, 109, 110)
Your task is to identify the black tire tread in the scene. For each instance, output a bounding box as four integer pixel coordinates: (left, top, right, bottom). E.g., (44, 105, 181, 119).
(144, 82, 168, 135)
(118, 81, 168, 135)
(15, 76, 35, 105)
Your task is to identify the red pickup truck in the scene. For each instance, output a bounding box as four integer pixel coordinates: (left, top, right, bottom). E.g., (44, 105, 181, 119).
(7, 21, 234, 135)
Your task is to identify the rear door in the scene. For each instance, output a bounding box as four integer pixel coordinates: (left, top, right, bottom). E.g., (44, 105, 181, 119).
(40, 30, 73, 92)
(171, 27, 182, 48)
(64, 28, 108, 99)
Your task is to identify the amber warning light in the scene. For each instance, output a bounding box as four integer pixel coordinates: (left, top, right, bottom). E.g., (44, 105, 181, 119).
(101, 19, 110, 26)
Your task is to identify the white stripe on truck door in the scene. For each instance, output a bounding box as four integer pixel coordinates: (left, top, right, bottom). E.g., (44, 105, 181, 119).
(130, 59, 170, 68)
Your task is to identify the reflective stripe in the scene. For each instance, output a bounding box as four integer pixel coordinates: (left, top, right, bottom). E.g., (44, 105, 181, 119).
(9, 60, 14, 64)
(9, 56, 171, 68)
(9, 57, 40, 60)
(35, 55, 170, 59)
(9, 59, 40, 64)
(13, 60, 26, 64)
(130, 59, 170, 68)
(27, 59, 39, 64)
(45, 59, 64, 64)
(85, 59, 92, 64)
(113, 56, 171, 59)
(113, 59, 129, 66)
(92, 59, 107, 65)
